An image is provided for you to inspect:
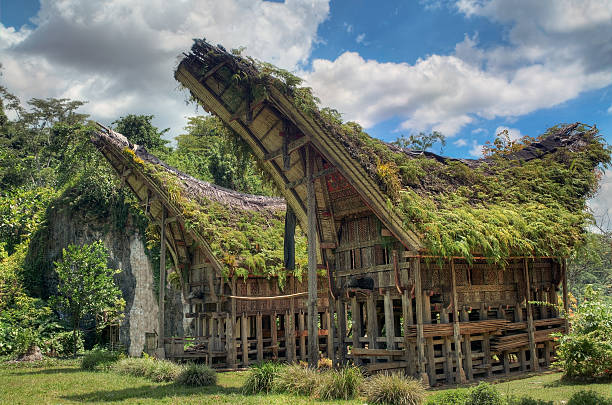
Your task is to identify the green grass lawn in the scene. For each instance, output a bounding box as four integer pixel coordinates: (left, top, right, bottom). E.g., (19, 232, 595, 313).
(1, 359, 610, 404)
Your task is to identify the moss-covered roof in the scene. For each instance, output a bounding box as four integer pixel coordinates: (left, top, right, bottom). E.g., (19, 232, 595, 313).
(177, 40, 611, 262)
(92, 124, 307, 282)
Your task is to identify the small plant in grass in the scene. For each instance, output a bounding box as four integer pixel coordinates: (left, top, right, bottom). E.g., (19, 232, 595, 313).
(507, 397, 553, 405)
(242, 362, 284, 394)
(273, 363, 320, 396)
(113, 356, 182, 382)
(467, 382, 503, 405)
(426, 389, 469, 405)
(81, 348, 123, 371)
(567, 390, 612, 405)
(362, 372, 425, 405)
(314, 365, 363, 400)
(318, 357, 333, 370)
(176, 363, 217, 387)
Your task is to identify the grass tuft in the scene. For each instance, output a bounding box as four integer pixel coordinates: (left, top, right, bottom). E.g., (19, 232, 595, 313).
(80, 349, 123, 371)
(242, 362, 284, 394)
(362, 372, 425, 405)
(273, 364, 320, 396)
(176, 363, 217, 387)
(314, 365, 362, 400)
(112, 357, 182, 382)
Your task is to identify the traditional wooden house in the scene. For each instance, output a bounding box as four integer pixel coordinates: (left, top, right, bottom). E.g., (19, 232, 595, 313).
(170, 39, 610, 385)
(91, 126, 330, 368)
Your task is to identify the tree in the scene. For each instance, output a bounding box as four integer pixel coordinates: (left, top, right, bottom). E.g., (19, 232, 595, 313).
(52, 241, 125, 356)
(394, 131, 446, 153)
(568, 232, 612, 300)
(113, 114, 169, 151)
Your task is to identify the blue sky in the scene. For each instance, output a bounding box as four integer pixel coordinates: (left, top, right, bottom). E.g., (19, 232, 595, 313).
(1, 0, 611, 162)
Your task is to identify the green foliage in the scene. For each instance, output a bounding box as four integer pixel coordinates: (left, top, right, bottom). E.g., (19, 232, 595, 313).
(242, 362, 284, 394)
(506, 397, 553, 405)
(80, 348, 124, 371)
(273, 364, 320, 396)
(426, 389, 469, 405)
(52, 241, 125, 356)
(112, 356, 182, 382)
(362, 372, 425, 405)
(569, 232, 612, 299)
(48, 331, 84, 357)
(113, 114, 169, 151)
(314, 365, 363, 401)
(394, 131, 446, 153)
(567, 390, 612, 405)
(176, 363, 217, 387)
(466, 382, 504, 405)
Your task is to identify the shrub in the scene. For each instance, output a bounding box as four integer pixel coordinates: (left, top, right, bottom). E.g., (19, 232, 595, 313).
(48, 331, 84, 356)
(113, 356, 182, 382)
(466, 382, 503, 405)
(242, 362, 284, 394)
(567, 390, 612, 405)
(81, 349, 122, 371)
(273, 364, 320, 396)
(426, 389, 469, 405)
(507, 397, 553, 405)
(176, 363, 217, 387)
(362, 372, 425, 405)
(314, 365, 363, 400)
(12, 328, 40, 356)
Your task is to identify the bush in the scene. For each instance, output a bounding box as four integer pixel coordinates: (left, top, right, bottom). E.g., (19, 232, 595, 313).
(273, 364, 321, 396)
(12, 328, 40, 356)
(242, 362, 284, 394)
(176, 363, 217, 387)
(81, 349, 122, 371)
(426, 389, 469, 405)
(507, 397, 553, 405)
(48, 331, 84, 356)
(466, 382, 503, 405)
(314, 365, 363, 400)
(362, 372, 425, 405)
(113, 356, 182, 382)
(567, 390, 612, 405)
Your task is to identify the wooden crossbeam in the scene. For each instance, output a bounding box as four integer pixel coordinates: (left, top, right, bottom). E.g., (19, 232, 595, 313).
(264, 135, 311, 161)
(285, 166, 336, 189)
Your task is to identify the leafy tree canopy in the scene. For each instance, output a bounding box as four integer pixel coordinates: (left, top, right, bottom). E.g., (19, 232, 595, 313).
(112, 114, 170, 152)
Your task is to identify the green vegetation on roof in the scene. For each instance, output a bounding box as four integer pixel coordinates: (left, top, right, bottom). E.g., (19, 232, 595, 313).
(180, 40, 611, 262)
(121, 147, 307, 285)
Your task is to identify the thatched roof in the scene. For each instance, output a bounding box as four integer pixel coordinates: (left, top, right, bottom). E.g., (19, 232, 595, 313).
(92, 123, 307, 280)
(174, 40, 610, 261)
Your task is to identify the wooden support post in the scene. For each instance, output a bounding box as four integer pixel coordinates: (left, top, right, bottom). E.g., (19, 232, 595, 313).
(562, 259, 570, 333)
(271, 312, 278, 360)
(463, 333, 473, 381)
(226, 314, 236, 369)
(285, 311, 295, 362)
(324, 309, 333, 360)
(423, 291, 435, 385)
(241, 314, 249, 367)
(289, 298, 296, 362)
(156, 207, 166, 358)
(299, 310, 306, 360)
(524, 258, 539, 372)
(503, 351, 510, 376)
(256, 312, 263, 362)
(440, 308, 453, 384)
(337, 298, 347, 364)
(402, 289, 416, 376)
(413, 258, 429, 385)
(351, 297, 363, 366)
(544, 340, 552, 367)
(306, 145, 319, 367)
(480, 302, 492, 377)
(366, 293, 378, 350)
(515, 301, 527, 372)
(450, 259, 466, 384)
(383, 291, 396, 351)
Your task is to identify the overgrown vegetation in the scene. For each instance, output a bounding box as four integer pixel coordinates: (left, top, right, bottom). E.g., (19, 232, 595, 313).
(362, 372, 425, 405)
(183, 40, 611, 263)
(112, 356, 183, 382)
(176, 363, 217, 387)
(81, 348, 124, 371)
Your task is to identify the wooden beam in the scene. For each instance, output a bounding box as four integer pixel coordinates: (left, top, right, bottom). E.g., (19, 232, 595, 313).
(366, 294, 378, 350)
(306, 146, 319, 367)
(256, 312, 263, 362)
(285, 166, 337, 190)
(157, 207, 166, 357)
(264, 135, 311, 161)
(402, 289, 416, 376)
(384, 290, 396, 350)
(241, 314, 249, 367)
(413, 258, 429, 386)
(337, 298, 347, 364)
(271, 312, 278, 360)
(524, 258, 539, 372)
(423, 291, 435, 385)
(299, 310, 306, 361)
(562, 259, 570, 333)
(450, 259, 467, 384)
(351, 297, 362, 366)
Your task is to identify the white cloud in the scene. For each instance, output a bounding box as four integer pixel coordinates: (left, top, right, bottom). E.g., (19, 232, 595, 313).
(471, 127, 486, 134)
(356, 33, 365, 44)
(305, 0, 612, 136)
(495, 126, 523, 141)
(588, 169, 612, 231)
(608, 104, 612, 114)
(344, 23, 353, 33)
(469, 140, 484, 157)
(0, 0, 330, 136)
(453, 138, 467, 147)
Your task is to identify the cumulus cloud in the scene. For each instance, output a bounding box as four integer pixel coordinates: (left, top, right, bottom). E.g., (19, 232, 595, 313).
(588, 169, 612, 231)
(0, 0, 329, 135)
(453, 138, 467, 147)
(495, 126, 523, 141)
(469, 140, 484, 157)
(305, 0, 612, 136)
